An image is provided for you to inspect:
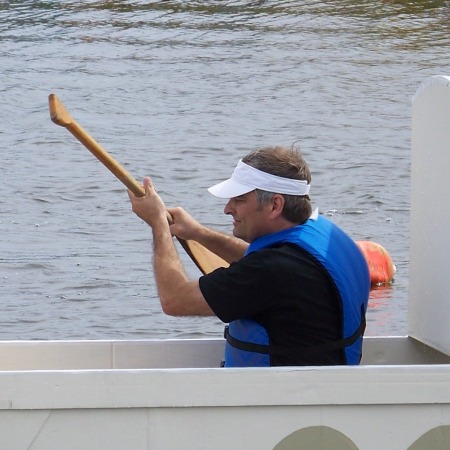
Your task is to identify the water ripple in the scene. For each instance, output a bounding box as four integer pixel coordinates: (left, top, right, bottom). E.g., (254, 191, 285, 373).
(0, 0, 448, 339)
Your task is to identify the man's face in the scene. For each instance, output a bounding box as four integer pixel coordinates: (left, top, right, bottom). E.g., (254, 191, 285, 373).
(224, 191, 273, 243)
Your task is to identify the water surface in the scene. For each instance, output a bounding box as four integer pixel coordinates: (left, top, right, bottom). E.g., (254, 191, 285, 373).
(1, 0, 449, 339)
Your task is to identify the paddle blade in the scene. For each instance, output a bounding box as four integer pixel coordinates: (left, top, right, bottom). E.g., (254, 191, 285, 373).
(179, 239, 229, 275)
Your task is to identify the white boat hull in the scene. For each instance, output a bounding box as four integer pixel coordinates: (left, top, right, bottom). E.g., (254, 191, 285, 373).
(0, 337, 449, 450)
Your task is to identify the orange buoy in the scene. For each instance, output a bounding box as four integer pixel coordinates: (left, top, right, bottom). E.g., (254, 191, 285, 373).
(356, 241, 396, 285)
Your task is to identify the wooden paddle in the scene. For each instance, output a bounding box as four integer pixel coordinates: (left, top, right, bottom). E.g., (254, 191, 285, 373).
(48, 94, 228, 275)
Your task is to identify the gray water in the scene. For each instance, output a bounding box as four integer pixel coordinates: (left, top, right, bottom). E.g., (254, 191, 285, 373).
(1, 0, 449, 340)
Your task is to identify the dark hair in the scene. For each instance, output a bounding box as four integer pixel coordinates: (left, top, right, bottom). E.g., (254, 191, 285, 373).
(242, 146, 312, 224)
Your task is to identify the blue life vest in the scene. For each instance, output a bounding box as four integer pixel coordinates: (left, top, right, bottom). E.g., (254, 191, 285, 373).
(224, 215, 370, 367)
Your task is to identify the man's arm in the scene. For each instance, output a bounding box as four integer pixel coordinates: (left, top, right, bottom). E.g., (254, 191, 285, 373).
(168, 206, 248, 263)
(128, 178, 215, 317)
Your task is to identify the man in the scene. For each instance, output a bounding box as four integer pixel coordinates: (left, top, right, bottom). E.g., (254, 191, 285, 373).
(128, 146, 370, 367)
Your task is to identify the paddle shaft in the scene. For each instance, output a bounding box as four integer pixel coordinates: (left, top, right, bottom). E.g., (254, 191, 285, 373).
(48, 94, 229, 274)
(66, 120, 145, 197)
(64, 119, 183, 227)
(49, 94, 176, 224)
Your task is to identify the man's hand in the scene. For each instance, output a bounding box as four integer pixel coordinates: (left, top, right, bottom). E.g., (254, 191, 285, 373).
(128, 177, 167, 228)
(166, 206, 204, 241)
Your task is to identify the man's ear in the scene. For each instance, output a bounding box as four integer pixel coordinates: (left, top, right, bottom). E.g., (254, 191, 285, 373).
(269, 194, 285, 218)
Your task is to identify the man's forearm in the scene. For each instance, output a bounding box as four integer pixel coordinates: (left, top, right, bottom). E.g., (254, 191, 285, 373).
(193, 226, 248, 264)
(151, 221, 188, 309)
(151, 221, 214, 316)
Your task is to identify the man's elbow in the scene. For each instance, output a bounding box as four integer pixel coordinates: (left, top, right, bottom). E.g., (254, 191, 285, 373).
(160, 295, 183, 316)
(158, 281, 207, 317)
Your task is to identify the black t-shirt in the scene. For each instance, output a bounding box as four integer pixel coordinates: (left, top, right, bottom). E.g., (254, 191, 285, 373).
(199, 243, 345, 366)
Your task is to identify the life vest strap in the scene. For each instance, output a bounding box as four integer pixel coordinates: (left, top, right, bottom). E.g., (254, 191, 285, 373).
(224, 307, 366, 358)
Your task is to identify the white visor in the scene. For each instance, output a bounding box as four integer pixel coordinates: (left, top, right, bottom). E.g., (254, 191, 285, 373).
(208, 160, 311, 198)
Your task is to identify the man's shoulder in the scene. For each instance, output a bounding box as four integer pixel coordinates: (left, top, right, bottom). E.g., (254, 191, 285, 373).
(245, 243, 320, 266)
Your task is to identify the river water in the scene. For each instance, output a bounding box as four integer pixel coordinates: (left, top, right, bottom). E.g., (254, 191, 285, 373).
(1, 0, 449, 340)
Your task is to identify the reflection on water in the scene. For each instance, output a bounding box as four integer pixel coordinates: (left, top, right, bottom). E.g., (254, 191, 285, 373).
(0, 0, 449, 340)
(366, 283, 402, 336)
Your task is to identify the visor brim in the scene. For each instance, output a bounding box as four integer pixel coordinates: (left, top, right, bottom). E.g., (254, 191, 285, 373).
(207, 179, 255, 199)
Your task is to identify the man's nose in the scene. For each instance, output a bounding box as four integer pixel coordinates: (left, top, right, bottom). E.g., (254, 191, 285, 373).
(224, 199, 233, 215)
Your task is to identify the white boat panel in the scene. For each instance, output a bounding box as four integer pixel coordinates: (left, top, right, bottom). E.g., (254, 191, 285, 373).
(409, 75, 450, 356)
